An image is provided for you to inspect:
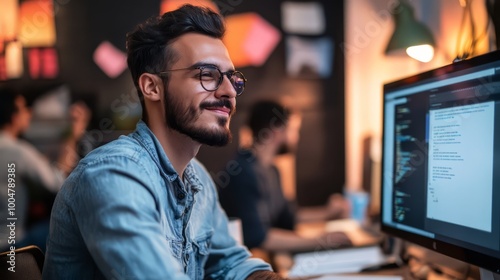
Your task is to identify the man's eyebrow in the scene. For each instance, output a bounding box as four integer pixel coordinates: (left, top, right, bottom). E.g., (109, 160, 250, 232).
(191, 62, 235, 71)
(191, 62, 217, 68)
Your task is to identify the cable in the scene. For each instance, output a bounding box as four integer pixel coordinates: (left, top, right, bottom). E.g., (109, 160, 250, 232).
(455, 0, 490, 61)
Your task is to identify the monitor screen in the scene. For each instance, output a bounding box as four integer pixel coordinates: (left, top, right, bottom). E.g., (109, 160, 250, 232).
(381, 50, 500, 277)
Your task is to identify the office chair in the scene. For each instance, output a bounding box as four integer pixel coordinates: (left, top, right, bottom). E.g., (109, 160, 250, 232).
(0, 245, 44, 280)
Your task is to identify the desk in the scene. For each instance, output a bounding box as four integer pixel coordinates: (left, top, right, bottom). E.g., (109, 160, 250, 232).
(272, 220, 479, 280)
(295, 219, 383, 247)
(280, 252, 480, 280)
(273, 219, 385, 278)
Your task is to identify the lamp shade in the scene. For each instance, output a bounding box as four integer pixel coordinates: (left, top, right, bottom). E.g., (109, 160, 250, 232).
(385, 0, 435, 62)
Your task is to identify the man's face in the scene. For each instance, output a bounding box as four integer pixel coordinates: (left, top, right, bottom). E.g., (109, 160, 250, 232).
(163, 33, 237, 146)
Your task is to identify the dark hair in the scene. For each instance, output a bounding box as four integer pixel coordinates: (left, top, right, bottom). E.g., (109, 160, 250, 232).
(0, 88, 22, 128)
(247, 100, 290, 144)
(126, 4, 226, 121)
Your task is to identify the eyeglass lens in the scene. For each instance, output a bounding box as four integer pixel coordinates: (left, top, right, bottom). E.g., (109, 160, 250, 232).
(199, 67, 245, 95)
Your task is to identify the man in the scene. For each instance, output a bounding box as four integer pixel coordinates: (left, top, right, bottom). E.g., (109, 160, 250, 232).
(0, 88, 90, 252)
(43, 5, 284, 280)
(219, 100, 352, 253)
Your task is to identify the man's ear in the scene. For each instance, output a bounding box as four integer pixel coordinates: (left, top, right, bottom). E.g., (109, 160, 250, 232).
(138, 73, 163, 102)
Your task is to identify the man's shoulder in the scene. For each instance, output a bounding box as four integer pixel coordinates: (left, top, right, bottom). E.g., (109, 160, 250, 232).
(0, 136, 39, 157)
(63, 135, 157, 194)
(231, 149, 259, 178)
(69, 135, 157, 183)
(82, 135, 147, 165)
(216, 150, 260, 194)
(233, 149, 256, 163)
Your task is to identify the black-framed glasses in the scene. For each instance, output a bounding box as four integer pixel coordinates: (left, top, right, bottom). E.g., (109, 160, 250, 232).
(158, 65, 247, 96)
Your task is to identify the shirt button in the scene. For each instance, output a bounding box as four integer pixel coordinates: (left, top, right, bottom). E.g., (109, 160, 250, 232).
(177, 192, 186, 200)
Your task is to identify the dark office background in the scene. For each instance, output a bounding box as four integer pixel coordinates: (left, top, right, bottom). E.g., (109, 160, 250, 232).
(2, 0, 345, 206)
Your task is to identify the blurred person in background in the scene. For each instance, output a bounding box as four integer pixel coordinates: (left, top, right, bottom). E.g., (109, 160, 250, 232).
(219, 100, 352, 254)
(0, 87, 90, 252)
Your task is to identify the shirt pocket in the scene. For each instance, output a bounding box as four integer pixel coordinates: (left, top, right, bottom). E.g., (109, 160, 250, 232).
(193, 231, 213, 277)
(168, 239, 183, 260)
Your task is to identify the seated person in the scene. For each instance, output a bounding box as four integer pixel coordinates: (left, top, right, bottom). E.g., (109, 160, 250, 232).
(218, 100, 352, 253)
(42, 5, 284, 280)
(0, 87, 90, 252)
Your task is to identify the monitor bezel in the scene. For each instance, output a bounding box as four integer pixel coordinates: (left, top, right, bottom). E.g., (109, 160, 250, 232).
(380, 50, 500, 275)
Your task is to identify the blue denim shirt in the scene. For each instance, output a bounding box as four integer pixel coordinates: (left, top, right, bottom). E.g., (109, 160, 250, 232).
(43, 121, 271, 279)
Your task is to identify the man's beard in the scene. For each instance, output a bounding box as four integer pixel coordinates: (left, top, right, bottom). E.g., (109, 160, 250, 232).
(164, 91, 234, 146)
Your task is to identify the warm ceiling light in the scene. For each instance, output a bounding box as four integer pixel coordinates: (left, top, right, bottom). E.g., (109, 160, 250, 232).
(18, 0, 57, 47)
(5, 41, 23, 78)
(0, 0, 19, 53)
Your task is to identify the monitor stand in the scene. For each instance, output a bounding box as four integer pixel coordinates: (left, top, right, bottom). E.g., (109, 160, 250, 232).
(360, 236, 405, 272)
(480, 268, 500, 280)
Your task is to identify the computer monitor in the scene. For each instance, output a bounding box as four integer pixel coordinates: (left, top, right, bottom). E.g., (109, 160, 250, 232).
(381, 50, 500, 279)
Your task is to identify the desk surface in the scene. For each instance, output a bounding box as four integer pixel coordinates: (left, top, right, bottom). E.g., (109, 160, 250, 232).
(273, 219, 479, 280)
(295, 219, 383, 247)
(274, 219, 385, 278)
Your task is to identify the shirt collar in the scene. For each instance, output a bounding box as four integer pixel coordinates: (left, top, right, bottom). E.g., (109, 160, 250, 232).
(131, 120, 178, 181)
(184, 162, 203, 193)
(131, 120, 203, 192)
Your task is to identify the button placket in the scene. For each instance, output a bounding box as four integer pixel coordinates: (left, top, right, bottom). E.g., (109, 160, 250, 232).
(177, 192, 186, 200)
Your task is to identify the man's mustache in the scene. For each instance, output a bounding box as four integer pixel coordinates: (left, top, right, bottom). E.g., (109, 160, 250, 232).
(200, 100, 235, 115)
